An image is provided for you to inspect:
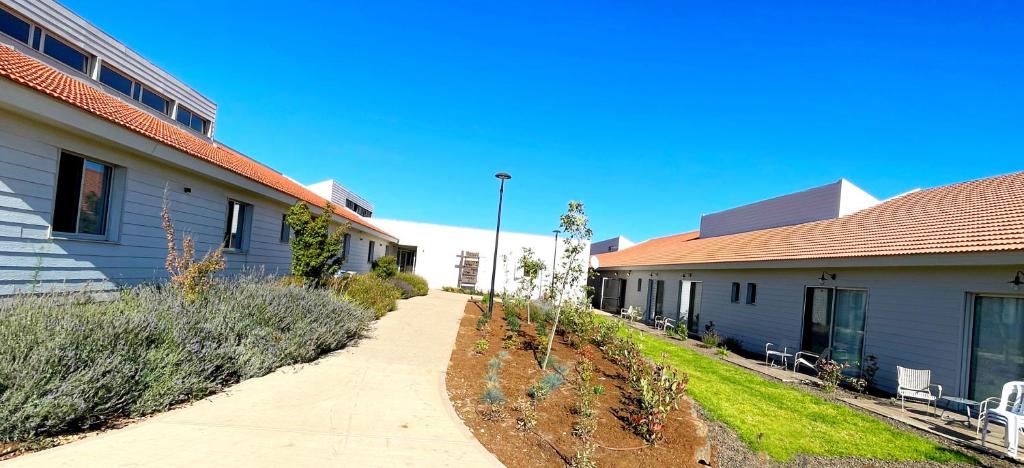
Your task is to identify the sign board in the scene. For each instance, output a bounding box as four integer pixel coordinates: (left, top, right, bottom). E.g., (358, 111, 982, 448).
(457, 251, 480, 289)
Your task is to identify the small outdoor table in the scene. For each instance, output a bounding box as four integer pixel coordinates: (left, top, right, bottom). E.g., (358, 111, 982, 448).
(765, 351, 792, 370)
(939, 396, 981, 427)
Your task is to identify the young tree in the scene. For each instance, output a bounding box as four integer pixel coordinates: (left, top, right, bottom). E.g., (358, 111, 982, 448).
(515, 247, 545, 323)
(542, 201, 593, 369)
(285, 202, 349, 284)
(162, 199, 224, 301)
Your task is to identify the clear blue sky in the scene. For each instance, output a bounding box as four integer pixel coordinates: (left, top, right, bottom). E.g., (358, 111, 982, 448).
(64, 0, 1023, 242)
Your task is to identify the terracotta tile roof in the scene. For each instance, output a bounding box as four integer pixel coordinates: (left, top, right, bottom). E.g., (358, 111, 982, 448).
(0, 45, 394, 241)
(595, 171, 1024, 268)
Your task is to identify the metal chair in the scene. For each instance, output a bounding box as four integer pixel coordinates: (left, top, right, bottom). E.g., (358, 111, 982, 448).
(793, 347, 832, 375)
(764, 342, 791, 369)
(896, 366, 942, 415)
(981, 381, 1024, 458)
(654, 316, 675, 330)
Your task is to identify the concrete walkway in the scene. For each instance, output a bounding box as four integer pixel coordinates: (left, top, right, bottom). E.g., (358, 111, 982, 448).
(6, 291, 502, 468)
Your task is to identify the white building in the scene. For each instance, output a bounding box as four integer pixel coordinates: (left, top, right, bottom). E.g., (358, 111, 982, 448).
(590, 235, 634, 255)
(372, 219, 590, 298)
(592, 174, 1024, 398)
(0, 0, 396, 294)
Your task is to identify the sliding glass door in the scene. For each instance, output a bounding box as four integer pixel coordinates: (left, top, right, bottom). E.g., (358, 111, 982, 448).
(801, 287, 868, 374)
(969, 295, 1024, 400)
(646, 279, 665, 321)
(686, 282, 703, 335)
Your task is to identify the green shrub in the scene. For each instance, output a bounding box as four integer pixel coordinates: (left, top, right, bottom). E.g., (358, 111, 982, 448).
(339, 274, 403, 318)
(389, 278, 415, 299)
(395, 272, 428, 296)
(372, 255, 399, 279)
(0, 276, 373, 443)
(285, 202, 347, 284)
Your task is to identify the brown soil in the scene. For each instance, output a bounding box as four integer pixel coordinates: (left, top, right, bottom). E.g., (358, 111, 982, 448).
(446, 301, 711, 467)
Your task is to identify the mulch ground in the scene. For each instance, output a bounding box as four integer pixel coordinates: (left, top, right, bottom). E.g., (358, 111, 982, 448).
(446, 301, 711, 467)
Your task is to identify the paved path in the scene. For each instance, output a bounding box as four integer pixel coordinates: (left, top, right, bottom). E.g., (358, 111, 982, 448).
(6, 291, 502, 468)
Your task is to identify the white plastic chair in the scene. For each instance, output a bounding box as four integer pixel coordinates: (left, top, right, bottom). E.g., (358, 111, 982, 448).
(896, 366, 942, 415)
(981, 381, 1024, 458)
(654, 316, 674, 330)
(619, 306, 641, 322)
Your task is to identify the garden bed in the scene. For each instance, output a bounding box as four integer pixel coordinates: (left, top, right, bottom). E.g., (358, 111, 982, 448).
(445, 300, 711, 467)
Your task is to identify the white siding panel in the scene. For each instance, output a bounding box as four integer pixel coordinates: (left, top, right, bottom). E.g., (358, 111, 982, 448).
(598, 265, 1023, 397)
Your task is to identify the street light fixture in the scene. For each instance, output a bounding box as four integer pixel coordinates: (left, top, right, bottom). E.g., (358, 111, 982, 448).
(486, 172, 511, 319)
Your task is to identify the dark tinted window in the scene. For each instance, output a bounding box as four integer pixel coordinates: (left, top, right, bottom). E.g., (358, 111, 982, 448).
(43, 35, 88, 72)
(730, 282, 741, 302)
(99, 65, 133, 97)
(190, 116, 206, 133)
(175, 107, 192, 126)
(31, 27, 41, 49)
(140, 87, 168, 114)
(0, 8, 30, 44)
(745, 283, 757, 305)
(52, 153, 84, 233)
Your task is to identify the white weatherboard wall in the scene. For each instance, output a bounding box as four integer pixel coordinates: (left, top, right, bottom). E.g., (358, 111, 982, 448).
(595, 261, 1024, 397)
(0, 83, 383, 294)
(698, 179, 879, 238)
(372, 219, 590, 297)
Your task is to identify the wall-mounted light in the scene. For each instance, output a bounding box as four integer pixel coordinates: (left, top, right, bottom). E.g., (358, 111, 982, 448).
(818, 272, 837, 285)
(1010, 271, 1024, 291)
(183, 187, 192, 194)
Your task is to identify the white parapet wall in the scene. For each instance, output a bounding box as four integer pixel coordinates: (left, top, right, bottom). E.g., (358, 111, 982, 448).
(372, 219, 591, 298)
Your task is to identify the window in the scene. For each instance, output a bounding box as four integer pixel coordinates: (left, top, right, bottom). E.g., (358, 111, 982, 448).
(745, 283, 757, 305)
(636, 278, 642, 292)
(730, 282, 741, 303)
(0, 7, 30, 44)
(368, 240, 375, 262)
(140, 87, 169, 114)
(279, 214, 290, 243)
(52, 152, 112, 236)
(42, 34, 89, 73)
(342, 233, 351, 260)
(223, 200, 251, 250)
(99, 65, 134, 97)
(175, 105, 209, 135)
(345, 199, 372, 217)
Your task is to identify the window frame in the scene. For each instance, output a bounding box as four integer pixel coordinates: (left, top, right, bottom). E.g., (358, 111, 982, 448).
(40, 31, 91, 74)
(279, 213, 290, 243)
(745, 283, 757, 305)
(0, 6, 31, 45)
(50, 151, 123, 242)
(368, 240, 376, 263)
(636, 278, 642, 292)
(730, 282, 741, 303)
(223, 199, 252, 252)
(342, 233, 352, 262)
(174, 104, 210, 135)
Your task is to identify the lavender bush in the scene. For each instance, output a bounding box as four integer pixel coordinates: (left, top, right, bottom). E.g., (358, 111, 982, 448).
(0, 275, 373, 443)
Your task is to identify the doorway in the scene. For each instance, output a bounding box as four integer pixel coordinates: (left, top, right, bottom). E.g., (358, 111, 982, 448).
(600, 278, 627, 312)
(801, 287, 868, 374)
(646, 279, 664, 321)
(685, 281, 703, 335)
(968, 295, 1024, 400)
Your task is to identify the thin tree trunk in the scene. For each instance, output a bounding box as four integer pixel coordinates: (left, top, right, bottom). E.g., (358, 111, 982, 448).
(542, 307, 561, 370)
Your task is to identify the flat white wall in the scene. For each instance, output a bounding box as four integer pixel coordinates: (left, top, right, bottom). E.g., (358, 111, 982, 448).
(0, 106, 373, 294)
(596, 264, 1024, 396)
(373, 219, 590, 297)
(699, 180, 878, 238)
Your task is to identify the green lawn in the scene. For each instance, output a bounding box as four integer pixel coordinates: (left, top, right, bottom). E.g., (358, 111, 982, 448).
(618, 326, 975, 463)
